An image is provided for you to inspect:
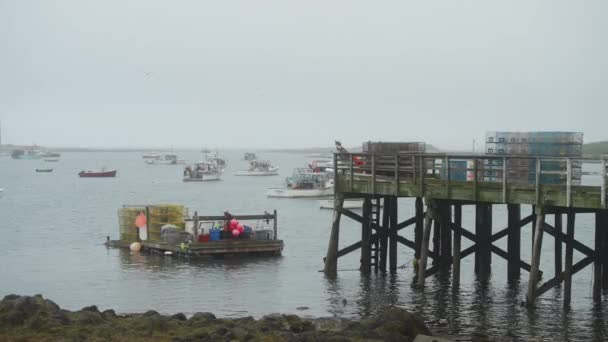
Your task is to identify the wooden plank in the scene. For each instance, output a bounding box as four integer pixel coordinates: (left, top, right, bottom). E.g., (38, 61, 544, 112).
(453, 204, 462, 288)
(378, 198, 389, 271)
(389, 197, 398, 272)
(527, 213, 545, 306)
(593, 211, 602, 302)
(602, 159, 606, 208)
(564, 209, 575, 307)
(507, 204, 521, 280)
(417, 206, 434, 286)
(542, 222, 595, 258)
(536, 256, 593, 298)
(395, 216, 417, 231)
(361, 198, 372, 274)
(324, 195, 344, 276)
(415, 197, 423, 259)
(567, 158, 572, 207)
(195, 214, 275, 221)
(555, 213, 562, 280)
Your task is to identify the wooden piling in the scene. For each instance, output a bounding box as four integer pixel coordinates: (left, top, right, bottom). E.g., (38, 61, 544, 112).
(415, 197, 423, 260)
(440, 203, 452, 265)
(602, 210, 608, 290)
(379, 197, 390, 272)
(324, 195, 344, 276)
(593, 210, 602, 302)
(564, 209, 575, 308)
(432, 216, 441, 266)
(475, 203, 492, 277)
(389, 197, 398, 272)
(554, 212, 563, 281)
(418, 205, 434, 286)
(361, 198, 372, 274)
(507, 204, 521, 280)
(527, 210, 545, 306)
(531, 205, 536, 254)
(453, 204, 462, 288)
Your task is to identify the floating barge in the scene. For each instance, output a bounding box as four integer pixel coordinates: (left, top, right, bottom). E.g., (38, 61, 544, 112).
(106, 206, 283, 257)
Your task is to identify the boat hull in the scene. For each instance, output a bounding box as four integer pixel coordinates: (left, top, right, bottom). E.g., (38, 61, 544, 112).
(36, 169, 53, 173)
(234, 168, 279, 176)
(146, 160, 186, 165)
(44, 158, 59, 162)
(267, 187, 333, 198)
(183, 173, 222, 182)
(79, 170, 117, 178)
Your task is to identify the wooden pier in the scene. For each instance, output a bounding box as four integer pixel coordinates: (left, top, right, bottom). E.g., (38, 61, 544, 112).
(324, 153, 608, 307)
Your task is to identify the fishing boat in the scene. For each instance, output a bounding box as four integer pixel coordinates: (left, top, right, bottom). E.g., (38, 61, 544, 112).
(267, 170, 333, 198)
(145, 154, 185, 165)
(142, 152, 161, 159)
(44, 158, 59, 162)
(234, 160, 279, 176)
(35, 168, 53, 173)
(11, 149, 43, 160)
(78, 169, 117, 178)
(42, 151, 61, 158)
(243, 152, 257, 161)
(183, 161, 222, 181)
(204, 151, 226, 169)
(308, 159, 333, 173)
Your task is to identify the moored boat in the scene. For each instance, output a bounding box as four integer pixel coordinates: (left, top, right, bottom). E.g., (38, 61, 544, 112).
(78, 169, 117, 178)
(183, 161, 222, 181)
(44, 158, 60, 162)
(35, 168, 53, 173)
(11, 148, 43, 160)
(267, 170, 333, 198)
(42, 151, 61, 158)
(243, 152, 257, 161)
(142, 152, 161, 159)
(145, 154, 185, 165)
(234, 160, 279, 176)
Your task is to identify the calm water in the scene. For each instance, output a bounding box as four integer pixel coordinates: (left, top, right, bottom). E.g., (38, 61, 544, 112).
(0, 151, 606, 341)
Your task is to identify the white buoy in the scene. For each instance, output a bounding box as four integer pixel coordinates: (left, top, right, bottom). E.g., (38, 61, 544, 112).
(129, 242, 142, 252)
(164, 251, 173, 256)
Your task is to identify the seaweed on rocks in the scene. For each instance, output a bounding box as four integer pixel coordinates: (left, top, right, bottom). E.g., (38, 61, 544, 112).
(0, 295, 433, 342)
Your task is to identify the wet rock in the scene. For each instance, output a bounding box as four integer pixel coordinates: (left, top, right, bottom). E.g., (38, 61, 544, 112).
(102, 309, 117, 318)
(171, 312, 187, 321)
(0, 295, 433, 341)
(143, 309, 160, 317)
(188, 311, 216, 325)
(82, 305, 99, 313)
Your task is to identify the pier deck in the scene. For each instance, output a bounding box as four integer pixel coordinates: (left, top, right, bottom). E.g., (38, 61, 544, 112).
(324, 152, 608, 308)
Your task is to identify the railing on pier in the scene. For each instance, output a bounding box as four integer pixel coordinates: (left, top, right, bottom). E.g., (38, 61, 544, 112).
(334, 153, 608, 209)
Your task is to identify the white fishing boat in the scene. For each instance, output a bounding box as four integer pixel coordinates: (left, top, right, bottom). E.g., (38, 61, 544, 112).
(183, 161, 223, 182)
(11, 148, 43, 160)
(234, 160, 279, 176)
(203, 151, 226, 170)
(142, 152, 161, 159)
(145, 154, 185, 165)
(267, 170, 333, 198)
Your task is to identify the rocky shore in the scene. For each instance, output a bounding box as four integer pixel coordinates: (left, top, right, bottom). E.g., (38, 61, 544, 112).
(0, 294, 433, 341)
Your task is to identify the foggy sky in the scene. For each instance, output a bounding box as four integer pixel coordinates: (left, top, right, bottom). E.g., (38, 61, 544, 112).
(1, 0, 606, 150)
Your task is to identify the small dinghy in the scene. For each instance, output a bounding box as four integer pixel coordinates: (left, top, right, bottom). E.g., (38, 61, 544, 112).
(35, 168, 53, 173)
(79, 169, 117, 177)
